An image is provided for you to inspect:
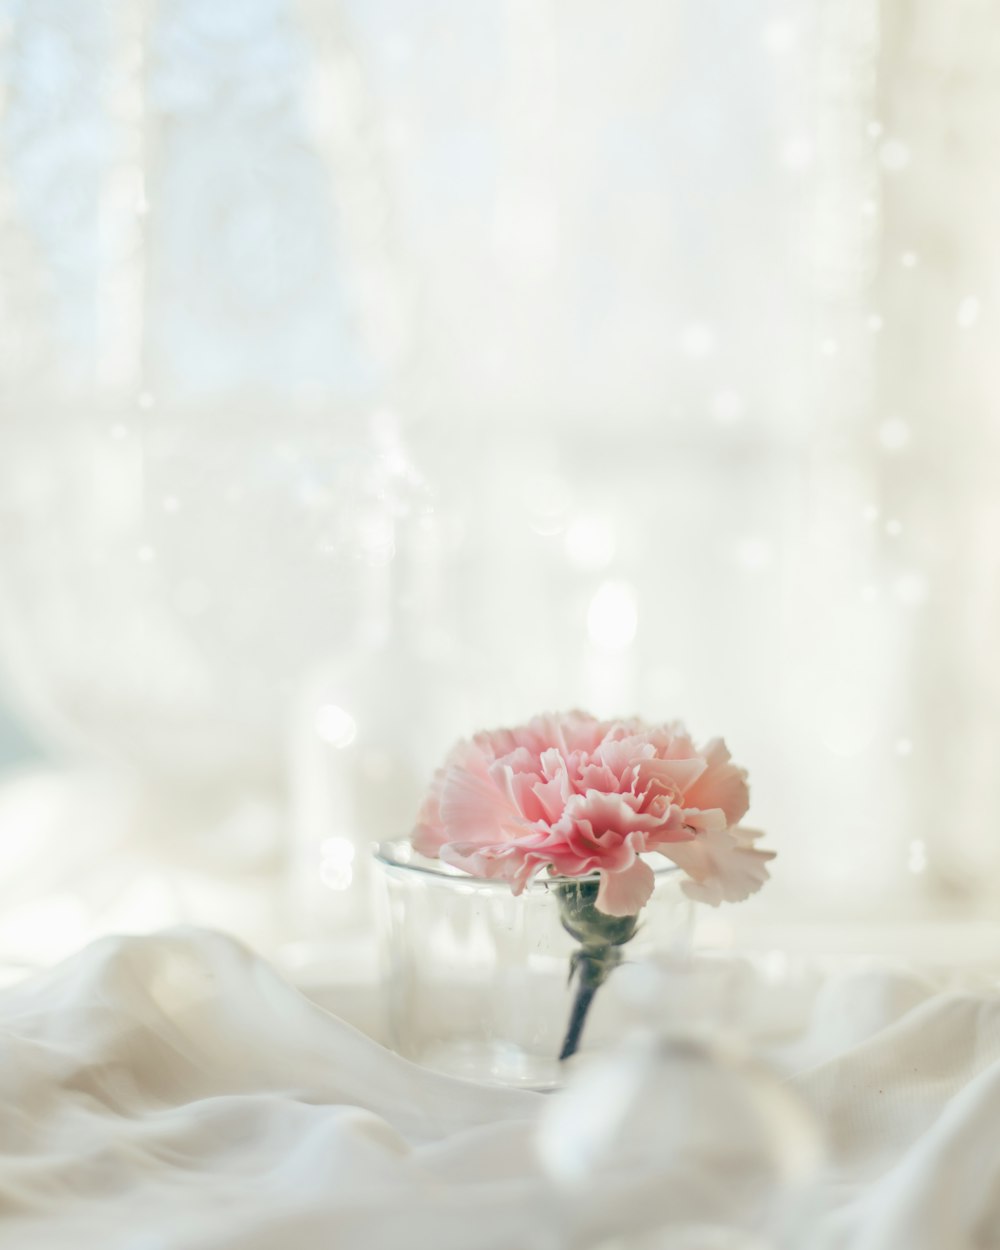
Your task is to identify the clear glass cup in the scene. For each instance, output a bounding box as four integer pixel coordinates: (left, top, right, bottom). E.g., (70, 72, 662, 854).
(373, 838, 694, 1088)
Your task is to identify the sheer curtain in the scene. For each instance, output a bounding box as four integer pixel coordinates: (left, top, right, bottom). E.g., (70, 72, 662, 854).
(0, 0, 994, 966)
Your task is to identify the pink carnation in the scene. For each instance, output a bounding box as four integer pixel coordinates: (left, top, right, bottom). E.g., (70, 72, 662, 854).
(412, 711, 774, 917)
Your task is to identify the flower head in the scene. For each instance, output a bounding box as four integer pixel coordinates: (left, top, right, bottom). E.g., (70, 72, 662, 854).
(412, 710, 774, 916)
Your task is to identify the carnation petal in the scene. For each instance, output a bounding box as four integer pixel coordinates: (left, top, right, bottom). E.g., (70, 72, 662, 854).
(682, 738, 750, 826)
(638, 756, 708, 795)
(532, 710, 606, 755)
(681, 806, 729, 836)
(440, 840, 531, 888)
(567, 789, 673, 838)
(411, 820, 444, 857)
(662, 824, 774, 906)
(531, 775, 569, 823)
(439, 760, 536, 845)
(595, 859, 656, 916)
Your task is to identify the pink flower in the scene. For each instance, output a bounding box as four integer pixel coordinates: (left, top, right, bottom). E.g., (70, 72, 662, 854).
(412, 711, 774, 917)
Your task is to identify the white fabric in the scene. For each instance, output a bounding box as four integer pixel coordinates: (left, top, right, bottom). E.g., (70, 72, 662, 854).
(0, 929, 998, 1248)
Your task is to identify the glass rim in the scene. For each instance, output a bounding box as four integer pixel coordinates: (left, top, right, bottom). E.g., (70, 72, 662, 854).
(372, 836, 681, 890)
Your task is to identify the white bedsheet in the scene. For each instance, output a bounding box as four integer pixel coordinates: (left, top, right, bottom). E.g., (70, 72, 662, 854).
(0, 928, 998, 1249)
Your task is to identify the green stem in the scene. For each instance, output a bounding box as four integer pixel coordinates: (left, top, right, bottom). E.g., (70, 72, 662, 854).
(559, 975, 598, 1061)
(558, 947, 616, 1060)
(553, 879, 639, 1062)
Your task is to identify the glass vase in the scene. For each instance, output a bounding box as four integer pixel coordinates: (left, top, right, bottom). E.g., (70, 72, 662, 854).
(373, 838, 694, 1088)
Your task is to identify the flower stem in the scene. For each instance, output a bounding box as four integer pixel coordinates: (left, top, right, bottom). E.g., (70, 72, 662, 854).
(558, 949, 614, 1060)
(553, 879, 639, 1062)
(559, 980, 597, 1061)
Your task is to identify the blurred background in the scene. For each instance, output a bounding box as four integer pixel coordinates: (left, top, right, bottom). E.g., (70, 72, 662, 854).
(0, 0, 997, 973)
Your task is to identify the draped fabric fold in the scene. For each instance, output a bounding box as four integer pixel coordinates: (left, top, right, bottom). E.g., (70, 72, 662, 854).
(0, 929, 998, 1248)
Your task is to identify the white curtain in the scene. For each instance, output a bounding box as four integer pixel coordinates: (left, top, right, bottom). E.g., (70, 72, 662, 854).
(0, 0, 996, 962)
